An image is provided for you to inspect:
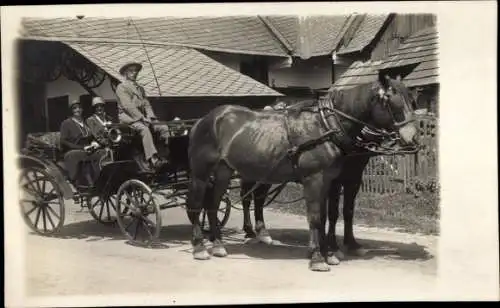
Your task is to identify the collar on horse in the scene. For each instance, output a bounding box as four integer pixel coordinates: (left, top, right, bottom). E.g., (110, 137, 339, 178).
(285, 89, 419, 177)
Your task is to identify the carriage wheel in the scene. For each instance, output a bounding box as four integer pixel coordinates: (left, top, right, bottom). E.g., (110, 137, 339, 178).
(19, 167, 65, 235)
(87, 195, 118, 225)
(201, 193, 232, 232)
(116, 179, 161, 246)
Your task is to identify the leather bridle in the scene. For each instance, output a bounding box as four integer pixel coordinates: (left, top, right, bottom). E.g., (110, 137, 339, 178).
(317, 84, 419, 154)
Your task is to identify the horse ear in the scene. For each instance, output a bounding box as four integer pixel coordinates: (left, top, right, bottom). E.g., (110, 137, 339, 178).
(378, 71, 390, 89)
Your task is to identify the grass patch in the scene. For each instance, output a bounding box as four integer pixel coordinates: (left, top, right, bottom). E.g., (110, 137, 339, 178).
(229, 182, 440, 236)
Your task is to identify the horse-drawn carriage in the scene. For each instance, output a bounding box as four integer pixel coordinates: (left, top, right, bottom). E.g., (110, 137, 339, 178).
(18, 119, 232, 246)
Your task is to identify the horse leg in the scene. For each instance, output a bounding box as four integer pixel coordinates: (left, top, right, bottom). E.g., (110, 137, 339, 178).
(303, 173, 329, 272)
(187, 177, 210, 260)
(254, 184, 273, 245)
(325, 179, 344, 265)
(343, 178, 367, 256)
(343, 156, 370, 256)
(241, 181, 256, 239)
(208, 163, 233, 258)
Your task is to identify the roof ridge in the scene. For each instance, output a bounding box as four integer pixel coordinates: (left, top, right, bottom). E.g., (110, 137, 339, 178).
(20, 36, 288, 57)
(258, 16, 294, 55)
(21, 16, 290, 57)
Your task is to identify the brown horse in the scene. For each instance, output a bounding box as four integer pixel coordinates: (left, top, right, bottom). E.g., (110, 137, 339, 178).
(186, 74, 418, 272)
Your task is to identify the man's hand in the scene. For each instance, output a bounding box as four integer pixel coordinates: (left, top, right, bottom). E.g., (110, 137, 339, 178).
(91, 141, 100, 149)
(84, 145, 93, 152)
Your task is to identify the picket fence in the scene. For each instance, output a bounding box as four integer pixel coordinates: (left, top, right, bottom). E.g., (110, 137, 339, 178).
(361, 114, 438, 194)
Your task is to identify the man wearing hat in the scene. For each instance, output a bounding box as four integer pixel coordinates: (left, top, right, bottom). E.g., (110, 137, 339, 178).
(114, 61, 171, 169)
(86, 96, 113, 147)
(59, 99, 106, 187)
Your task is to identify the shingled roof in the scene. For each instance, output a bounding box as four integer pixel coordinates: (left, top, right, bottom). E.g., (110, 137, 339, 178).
(378, 26, 439, 86)
(337, 14, 389, 55)
(328, 60, 382, 90)
(262, 15, 350, 59)
(21, 17, 289, 56)
(64, 41, 283, 97)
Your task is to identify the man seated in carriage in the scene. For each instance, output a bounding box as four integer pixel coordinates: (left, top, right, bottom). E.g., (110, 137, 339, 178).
(86, 96, 113, 148)
(114, 61, 171, 170)
(59, 99, 107, 187)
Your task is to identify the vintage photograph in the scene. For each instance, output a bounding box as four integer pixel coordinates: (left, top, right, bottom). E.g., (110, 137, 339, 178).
(2, 2, 498, 305)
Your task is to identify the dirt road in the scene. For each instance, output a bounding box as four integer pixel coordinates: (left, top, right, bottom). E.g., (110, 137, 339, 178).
(22, 201, 438, 305)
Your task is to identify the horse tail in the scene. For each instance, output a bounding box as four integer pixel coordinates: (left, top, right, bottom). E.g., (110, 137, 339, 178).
(188, 106, 227, 179)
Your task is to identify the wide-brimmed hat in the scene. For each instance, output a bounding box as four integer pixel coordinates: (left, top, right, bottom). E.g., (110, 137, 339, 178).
(92, 96, 106, 107)
(119, 61, 143, 75)
(68, 99, 81, 109)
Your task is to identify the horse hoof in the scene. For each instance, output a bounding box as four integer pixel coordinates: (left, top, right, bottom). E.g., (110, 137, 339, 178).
(244, 231, 257, 239)
(309, 261, 330, 272)
(334, 250, 345, 260)
(193, 249, 211, 260)
(326, 254, 341, 265)
(212, 245, 228, 258)
(258, 235, 273, 245)
(244, 237, 259, 244)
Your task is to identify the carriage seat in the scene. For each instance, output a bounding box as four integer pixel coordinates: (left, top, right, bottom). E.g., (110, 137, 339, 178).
(25, 132, 64, 160)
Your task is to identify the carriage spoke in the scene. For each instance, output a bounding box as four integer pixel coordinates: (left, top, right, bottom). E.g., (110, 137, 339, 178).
(22, 184, 38, 197)
(109, 196, 118, 210)
(21, 200, 39, 216)
(133, 219, 140, 240)
(124, 191, 137, 208)
(105, 200, 112, 221)
(24, 171, 36, 191)
(33, 206, 42, 228)
(45, 208, 56, 229)
(45, 204, 61, 220)
(98, 199, 105, 219)
(42, 206, 48, 232)
(20, 167, 66, 235)
(25, 205, 38, 217)
(33, 172, 43, 194)
(142, 216, 156, 229)
(22, 178, 39, 197)
(91, 197, 100, 208)
(141, 219, 153, 238)
(41, 178, 47, 196)
(46, 187, 56, 197)
(125, 218, 135, 232)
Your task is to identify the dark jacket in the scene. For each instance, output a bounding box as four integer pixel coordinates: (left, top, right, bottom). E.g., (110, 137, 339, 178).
(86, 114, 113, 146)
(59, 117, 94, 152)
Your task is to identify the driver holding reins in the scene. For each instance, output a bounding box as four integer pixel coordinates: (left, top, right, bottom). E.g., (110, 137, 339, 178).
(114, 61, 170, 170)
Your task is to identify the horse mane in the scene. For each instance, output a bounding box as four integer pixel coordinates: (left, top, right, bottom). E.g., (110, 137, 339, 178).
(285, 99, 318, 116)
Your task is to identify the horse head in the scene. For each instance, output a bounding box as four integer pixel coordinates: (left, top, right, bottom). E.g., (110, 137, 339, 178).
(369, 73, 419, 146)
(319, 72, 419, 152)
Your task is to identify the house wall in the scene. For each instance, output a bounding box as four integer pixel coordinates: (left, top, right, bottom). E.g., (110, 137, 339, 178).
(268, 56, 333, 90)
(370, 14, 437, 62)
(16, 79, 47, 148)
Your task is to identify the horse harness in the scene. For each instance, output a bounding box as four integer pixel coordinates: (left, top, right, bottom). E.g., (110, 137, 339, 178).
(208, 89, 418, 212)
(284, 87, 420, 179)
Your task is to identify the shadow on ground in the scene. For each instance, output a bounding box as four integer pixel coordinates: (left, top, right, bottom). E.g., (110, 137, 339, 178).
(28, 219, 434, 263)
(220, 228, 434, 262)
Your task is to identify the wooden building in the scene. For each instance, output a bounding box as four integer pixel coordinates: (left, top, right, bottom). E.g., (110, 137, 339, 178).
(17, 17, 286, 148)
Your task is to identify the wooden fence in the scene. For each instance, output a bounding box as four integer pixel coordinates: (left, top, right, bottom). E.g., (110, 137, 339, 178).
(361, 114, 438, 194)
